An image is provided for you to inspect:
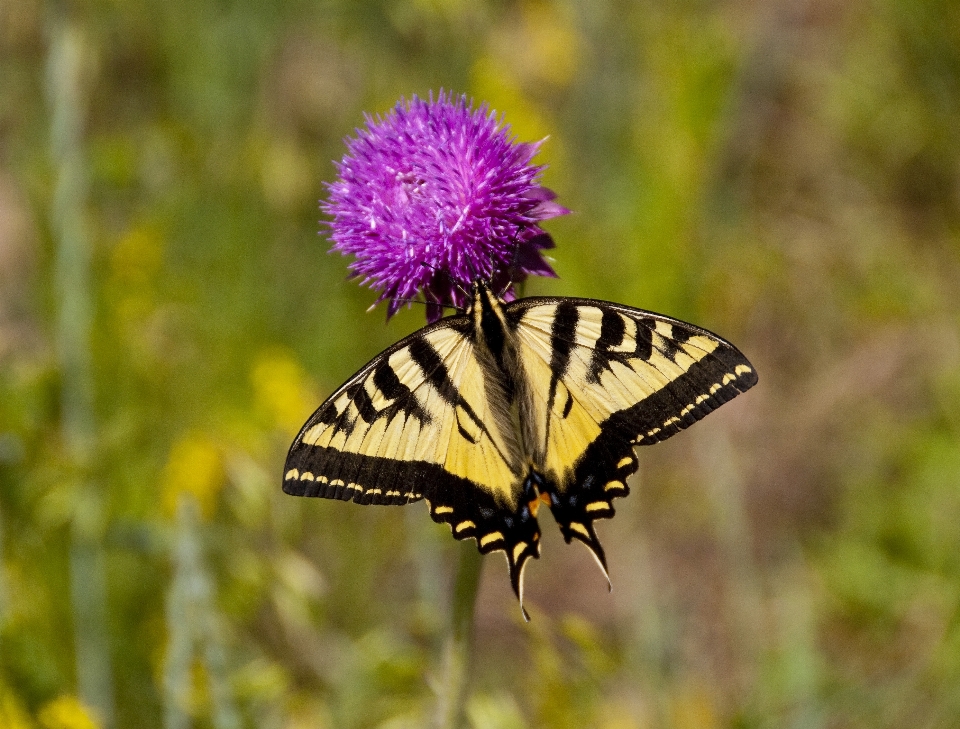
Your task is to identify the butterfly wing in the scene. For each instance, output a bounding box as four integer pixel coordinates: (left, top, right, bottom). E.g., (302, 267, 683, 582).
(507, 297, 758, 573)
(283, 315, 542, 589)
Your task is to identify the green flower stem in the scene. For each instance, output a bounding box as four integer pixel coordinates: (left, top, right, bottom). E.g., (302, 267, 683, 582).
(433, 544, 483, 729)
(164, 497, 242, 729)
(0, 507, 6, 625)
(47, 13, 116, 728)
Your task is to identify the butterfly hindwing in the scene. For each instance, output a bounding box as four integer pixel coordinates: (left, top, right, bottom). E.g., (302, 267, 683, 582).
(506, 298, 758, 571)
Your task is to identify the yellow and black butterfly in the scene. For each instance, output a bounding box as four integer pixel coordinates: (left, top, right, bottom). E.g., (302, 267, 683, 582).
(283, 282, 757, 618)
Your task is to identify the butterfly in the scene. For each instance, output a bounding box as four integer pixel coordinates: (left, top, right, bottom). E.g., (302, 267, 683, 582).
(283, 281, 757, 618)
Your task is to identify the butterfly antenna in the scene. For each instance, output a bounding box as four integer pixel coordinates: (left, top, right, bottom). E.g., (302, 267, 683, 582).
(463, 257, 480, 284)
(367, 298, 418, 313)
(366, 297, 457, 313)
(420, 261, 469, 300)
(497, 225, 527, 298)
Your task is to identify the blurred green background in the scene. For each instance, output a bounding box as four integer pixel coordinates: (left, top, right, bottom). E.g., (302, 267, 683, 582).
(2, 0, 960, 727)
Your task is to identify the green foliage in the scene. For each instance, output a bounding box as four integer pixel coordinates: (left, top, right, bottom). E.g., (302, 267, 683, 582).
(2, 0, 960, 727)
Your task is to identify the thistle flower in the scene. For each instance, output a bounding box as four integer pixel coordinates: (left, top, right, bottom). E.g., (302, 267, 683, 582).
(323, 91, 568, 320)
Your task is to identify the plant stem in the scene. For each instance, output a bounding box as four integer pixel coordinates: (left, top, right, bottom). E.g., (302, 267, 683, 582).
(164, 497, 242, 729)
(433, 544, 483, 729)
(47, 12, 116, 728)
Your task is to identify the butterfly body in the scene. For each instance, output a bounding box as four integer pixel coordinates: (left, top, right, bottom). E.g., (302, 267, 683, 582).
(284, 282, 757, 617)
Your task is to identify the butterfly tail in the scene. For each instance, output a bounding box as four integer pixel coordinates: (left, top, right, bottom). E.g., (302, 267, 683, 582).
(556, 517, 612, 590)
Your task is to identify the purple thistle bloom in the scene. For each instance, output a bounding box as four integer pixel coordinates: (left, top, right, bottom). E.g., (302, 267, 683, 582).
(323, 91, 569, 321)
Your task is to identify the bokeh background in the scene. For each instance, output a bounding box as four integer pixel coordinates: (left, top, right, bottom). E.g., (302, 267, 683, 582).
(2, 0, 960, 727)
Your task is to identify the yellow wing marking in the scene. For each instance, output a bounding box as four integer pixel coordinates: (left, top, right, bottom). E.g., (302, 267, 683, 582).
(515, 305, 721, 486)
(480, 532, 504, 548)
(512, 314, 601, 482)
(571, 305, 604, 349)
(654, 320, 674, 338)
(428, 328, 520, 505)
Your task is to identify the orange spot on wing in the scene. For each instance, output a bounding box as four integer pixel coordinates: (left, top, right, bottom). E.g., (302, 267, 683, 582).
(529, 487, 553, 518)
